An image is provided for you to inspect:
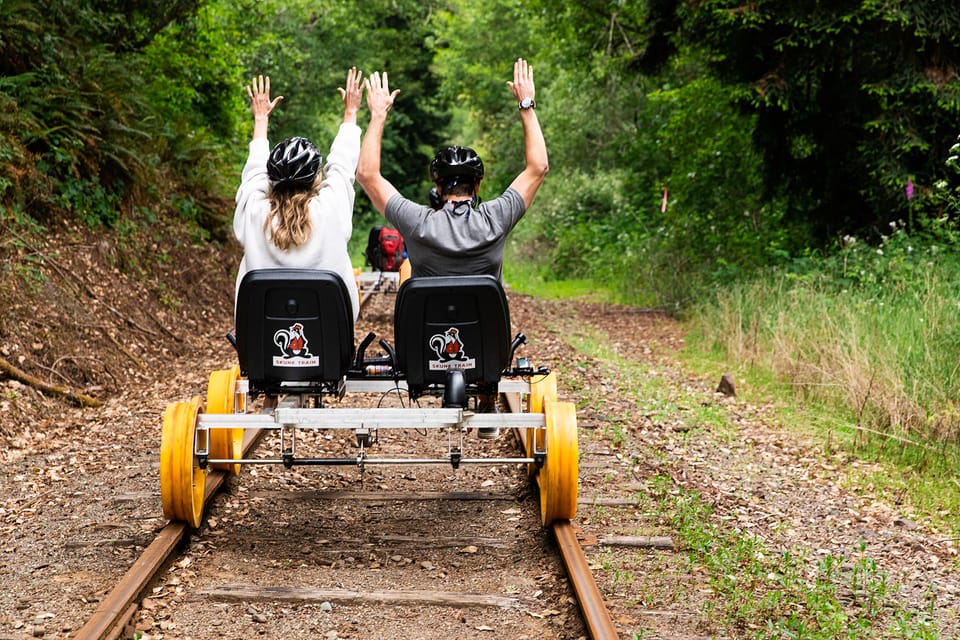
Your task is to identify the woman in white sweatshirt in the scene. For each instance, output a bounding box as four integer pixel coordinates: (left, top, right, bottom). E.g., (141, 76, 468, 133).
(234, 69, 363, 320)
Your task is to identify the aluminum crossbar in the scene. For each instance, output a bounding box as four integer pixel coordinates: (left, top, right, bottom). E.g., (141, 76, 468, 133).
(341, 378, 532, 394)
(197, 408, 545, 431)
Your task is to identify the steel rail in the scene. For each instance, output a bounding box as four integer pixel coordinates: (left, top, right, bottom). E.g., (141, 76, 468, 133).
(554, 521, 619, 640)
(72, 430, 261, 640)
(504, 392, 619, 640)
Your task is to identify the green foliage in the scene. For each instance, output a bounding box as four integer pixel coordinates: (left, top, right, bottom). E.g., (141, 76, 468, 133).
(143, 5, 247, 142)
(87, 0, 201, 53)
(672, 0, 960, 239)
(481, 0, 960, 307)
(662, 488, 940, 638)
(0, 0, 205, 226)
(0, 0, 43, 76)
(5, 0, 960, 316)
(227, 0, 450, 202)
(431, 0, 540, 195)
(643, 71, 793, 271)
(511, 55, 789, 306)
(431, 1, 803, 306)
(690, 224, 960, 448)
(0, 0, 451, 236)
(55, 176, 120, 227)
(927, 134, 960, 218)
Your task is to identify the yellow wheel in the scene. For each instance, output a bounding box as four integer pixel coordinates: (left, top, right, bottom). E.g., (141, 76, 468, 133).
(540, 400, 578, 526)
(526, 371, 558, 474)
(206, 365, 243, 475)
(160, 396, 206, 527)
(529, 371, 558, 413)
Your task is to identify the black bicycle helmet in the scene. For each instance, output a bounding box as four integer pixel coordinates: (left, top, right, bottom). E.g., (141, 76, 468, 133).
(430, 146, 484, 184)
(267, 137, 322, 190)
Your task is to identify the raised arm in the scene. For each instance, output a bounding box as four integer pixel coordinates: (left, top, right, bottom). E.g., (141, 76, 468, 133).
(246, 75, 283, 141)
(356, 71, 401, 215)
(337, 66, 363, 126)
(506, 58, 549, 208)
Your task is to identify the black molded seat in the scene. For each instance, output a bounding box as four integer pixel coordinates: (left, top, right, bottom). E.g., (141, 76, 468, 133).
(235, 269, 354, 394)
(394, 275, 511, 398)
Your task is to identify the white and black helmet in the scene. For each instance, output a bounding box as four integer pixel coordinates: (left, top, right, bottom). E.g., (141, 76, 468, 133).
(430, 146, 484, 189)
(268, 137, 321, 190)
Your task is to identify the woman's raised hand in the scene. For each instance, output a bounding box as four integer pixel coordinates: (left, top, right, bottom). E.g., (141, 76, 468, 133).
(247, 75, 283, 120)
(339, 66, 364, 120)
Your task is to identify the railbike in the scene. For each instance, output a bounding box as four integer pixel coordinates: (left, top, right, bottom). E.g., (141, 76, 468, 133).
(160, 270, 578, 528)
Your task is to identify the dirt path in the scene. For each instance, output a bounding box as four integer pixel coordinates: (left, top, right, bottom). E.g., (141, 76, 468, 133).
(0, 229, 958, 638)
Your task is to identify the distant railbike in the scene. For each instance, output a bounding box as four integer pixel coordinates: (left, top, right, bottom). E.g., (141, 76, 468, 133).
(160, 269, 579, 528)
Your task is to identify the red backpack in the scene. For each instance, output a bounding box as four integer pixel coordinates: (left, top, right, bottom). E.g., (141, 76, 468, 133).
(364, 226, 405, 272)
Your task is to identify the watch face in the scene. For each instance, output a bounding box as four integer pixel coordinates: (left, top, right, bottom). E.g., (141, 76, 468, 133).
(520, 98, 535, 109)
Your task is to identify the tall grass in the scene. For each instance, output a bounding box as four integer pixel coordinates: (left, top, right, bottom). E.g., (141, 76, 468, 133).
(688, 226, 960, 453)
(554, 318, 943, 637)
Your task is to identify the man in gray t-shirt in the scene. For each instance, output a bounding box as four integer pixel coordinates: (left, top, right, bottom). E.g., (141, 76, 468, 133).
(357, 58, 548, 280)
(383, 183, 525, 280)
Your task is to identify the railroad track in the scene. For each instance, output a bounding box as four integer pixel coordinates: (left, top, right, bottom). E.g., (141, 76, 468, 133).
(73, 275, 619, 639)
(73, 410, 617, 639)
(507, 392, 619, 640)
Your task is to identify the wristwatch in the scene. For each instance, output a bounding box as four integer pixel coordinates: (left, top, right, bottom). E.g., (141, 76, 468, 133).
(518, 97, 536, 110)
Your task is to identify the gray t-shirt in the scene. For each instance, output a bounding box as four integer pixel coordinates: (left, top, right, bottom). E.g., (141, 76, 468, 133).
(384, 188, 526, 279)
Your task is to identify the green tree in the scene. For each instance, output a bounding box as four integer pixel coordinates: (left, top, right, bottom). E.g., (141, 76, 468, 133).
(1, 0, 162, 224)
(220, 0, 450, 207)
(670, 0, 960, 239)
(431, 0, 779, 304)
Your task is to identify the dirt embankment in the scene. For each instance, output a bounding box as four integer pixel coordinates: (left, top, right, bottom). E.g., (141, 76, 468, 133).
(0, 218, 240, 457)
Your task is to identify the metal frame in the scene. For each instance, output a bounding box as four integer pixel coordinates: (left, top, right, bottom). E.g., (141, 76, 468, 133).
(195, 380, 547, 470)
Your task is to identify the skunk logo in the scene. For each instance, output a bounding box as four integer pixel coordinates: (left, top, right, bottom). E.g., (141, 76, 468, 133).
(430, 327, 466, 361)
(428, 327, 476, 371)
(272, 323, 319, 367)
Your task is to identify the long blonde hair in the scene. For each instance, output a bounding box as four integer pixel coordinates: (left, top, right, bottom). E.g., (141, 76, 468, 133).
(265, 176, 322, 250)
